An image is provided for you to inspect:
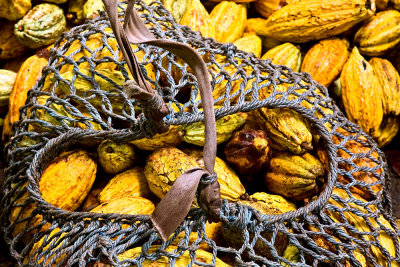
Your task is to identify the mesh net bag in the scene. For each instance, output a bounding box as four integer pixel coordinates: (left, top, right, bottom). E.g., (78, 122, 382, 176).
(2, 0, 400, 266)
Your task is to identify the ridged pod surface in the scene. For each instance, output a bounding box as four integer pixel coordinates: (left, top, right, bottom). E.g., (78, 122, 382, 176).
(39, 150, 97, 211)
(179, 0, 215, 39)
(130, 126, 182, 151)
(301, 38, 350, 87)
(144, 147, 199, 200)
(261, 42, 301, 71)
(0, 0, 31, 21)
(265, 152, 324, 201)
(210, 1, 247, 43)
(232, 34, 262, 58)
(14, 4, 67, 49)
(99, 167, 152, 203)
(261, 0, 368, 43)
(90, 196, 155, 215)
(354, 10, 400, 56)
(341, 47, 384, 138)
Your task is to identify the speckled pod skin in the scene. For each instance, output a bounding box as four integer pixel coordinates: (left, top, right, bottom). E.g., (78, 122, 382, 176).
(355, 10, 400, 56)
(14, 3, 66, 49)
(97, 140, 137, 175)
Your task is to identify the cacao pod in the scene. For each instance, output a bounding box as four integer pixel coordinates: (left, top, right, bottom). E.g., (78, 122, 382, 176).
(232, 34, 262, 58)
(210, 1, 247, 43)
(256, 108, 313, 154)
(39, 150, 97, 211)
(0, 20, 29, 60)
(144, 147, 199, 200)
(83, 0, 104, 20)
(179, 0, 215, 39)
(99, 167, 153, 203)
(0, 0, 31, 21)
(301, 38, 350, 87)
(162, 0, 191, 22)
(130, 125, 182, 151)
(67, 0, 86, 24)
(97, 140, 137, 175)
(14, 4, 67, 49)
(80, 188, 102, 211)
(341, 47, 384, 138)
(179, 112, 247, 146)
(224, 128, 272, 175)
(260, 0, 369, 42)
(354, 10, 400, 56)
(261, 42, 301, 72)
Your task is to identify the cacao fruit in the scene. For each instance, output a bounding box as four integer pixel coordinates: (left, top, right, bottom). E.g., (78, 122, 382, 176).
(14, 4, 67, 49)
(301, 38, 350, 87)
(265, 152, 324, 200)
(117, 245, 232, 266)
(281, 244, 300, 266)
(0, 70, 17, 113)
(0, 0, 31, 21)
(256, 108, 313, 154)
(99, 167, 153, 203)
(260, 0, 369, 43)
(374, 116, 400, 148)
(144, 147, 199, 200)
(80, 188, 102, 211)
(354, 10, 400, 56)
(83, 0, 104, 20)
(254, 0, 287, 19)
(97, 140, 137, 175)
(232, 34, 262, 58)
(179, 112, 247, 146)
(261, 42, 301, 72)
(224, 128, 272, 175)
(39, 150, 97, 211)
(183, 147, 246, 201)
(28, 228, 67, 265)
(179, 0, 215, 39)
(222, 192, 296, 259)
(341, 47, 384, 138)
(130, 125, 182, 151)
(0, 20, 29, 60)
(90, 196, 155, 215)
(67, 0, 86, 24)
(210, 1, 247, 43)
(162, 0, 191, 22)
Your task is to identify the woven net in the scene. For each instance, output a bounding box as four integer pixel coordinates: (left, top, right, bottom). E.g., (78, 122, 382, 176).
(1, 0, 399, 266)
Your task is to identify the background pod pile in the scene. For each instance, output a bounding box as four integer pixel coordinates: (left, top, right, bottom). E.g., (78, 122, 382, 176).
(1, 0, 400, 266)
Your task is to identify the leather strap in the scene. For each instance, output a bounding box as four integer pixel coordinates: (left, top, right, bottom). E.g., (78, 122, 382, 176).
(102, 0, 220, 241)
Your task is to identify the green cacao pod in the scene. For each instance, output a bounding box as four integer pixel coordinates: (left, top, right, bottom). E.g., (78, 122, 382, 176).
(97, 140, 137, 175)
(14, 3, 67, 49)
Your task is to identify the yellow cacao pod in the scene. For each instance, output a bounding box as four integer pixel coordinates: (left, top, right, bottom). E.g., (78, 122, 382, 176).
(80, 188, 102, 211)
(0, 0, 31, 21)
(117, 245, 232, 266)
(97, 140, 137, 175)
(28, 228, 67, 265)
(341, 47, 384, 138)
(369, 57, 400, 117)
(162, 0, 191, 22)
(254, 0, 286, 18)
(256, 108, 313, 154)
(354, 10, 400, 56)
(182, 147, 246, 201)
(301, 38, 350, 87)
(223, 192, 296, 259)
(179, 112, 247, 146)
(261, 0, 368, 43)
(0, 20, 29, 59)
(179, 0, 215, 39)
(144, 147, 199, 200)
(39, 150, 97, 211)
(129, 125, 182, 151)
(90, 196, 155, 215)
(232, 34, 262, 58)
(67, 0, 86, 24)
(374, 116, 400, 148)
(210, 1, 247, 43)
(261, 42, 301, 71)
(99, 167, 152, 203)
(265, 152, 324, 201)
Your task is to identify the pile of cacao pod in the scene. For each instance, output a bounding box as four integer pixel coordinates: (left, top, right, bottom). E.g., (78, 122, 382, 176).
(1, 0, 400, 266)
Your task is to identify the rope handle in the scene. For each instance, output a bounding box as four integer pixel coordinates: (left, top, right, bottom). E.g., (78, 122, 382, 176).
(102, 0, 220, 241)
